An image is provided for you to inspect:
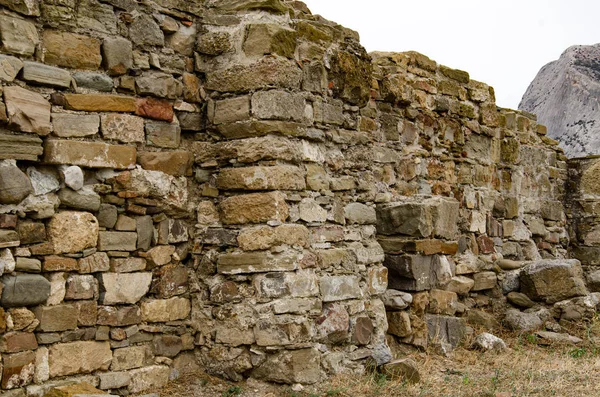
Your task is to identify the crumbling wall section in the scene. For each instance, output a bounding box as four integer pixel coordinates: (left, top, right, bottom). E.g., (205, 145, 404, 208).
(0, 0, 576, 395)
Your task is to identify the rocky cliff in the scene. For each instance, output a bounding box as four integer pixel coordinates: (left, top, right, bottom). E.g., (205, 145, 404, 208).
(520, 44, 600, 158)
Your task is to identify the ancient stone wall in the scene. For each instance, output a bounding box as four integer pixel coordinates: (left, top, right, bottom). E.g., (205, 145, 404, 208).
(0, 0, 580, 395)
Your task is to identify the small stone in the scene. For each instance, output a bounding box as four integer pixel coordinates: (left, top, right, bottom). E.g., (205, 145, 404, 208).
(471, 271, 497, 291)
(534, 331, 583, 345)
(98, 204, 118, 229)
(382, 358, 421, 384)
(58, 187, 101, 211)
(103, 36, 133, 75)
(128, 365, 170, 393)
(73, 72, 114, 92)
(137, 151, 192, 176)
(65, 274, 98, 300)
(0, 161, 33, 204)
(136, 72, 183, 99)
(99, 272, 152, 304)
(129, 14, 164, 46)
(507, 291, 535, 308)
(98, 231, 137, 251)
(78, 252, 110, 273)
(145, 121, 181, 148)
(299, 198, 327, 223)
(60, 165, 85, 191)
(141, 297, 191, 322)
(0, 14, 39, 56)
(344, 202, 376, 224)
(472, 332, 507, 351)
(220, 192, 289, 225)
(0, 54, 23, 82)
(504, 309, 543, 331)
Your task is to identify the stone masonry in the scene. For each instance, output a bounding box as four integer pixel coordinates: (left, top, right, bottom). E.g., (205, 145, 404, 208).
(0, 0, 593, 395)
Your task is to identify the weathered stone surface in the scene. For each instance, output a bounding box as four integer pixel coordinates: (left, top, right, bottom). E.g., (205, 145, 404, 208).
(15, 257, 41, 273)
(382, 358, 421, 384)
(58, 187, 101, 211)
(43, 255, 78, 272)
(98, 231, 137, 251)
(212, 96, 250, 125)
(473, 332, 507, 351)
(34, 304, 78, 331)
(48, 341, 112, 377)
(129, 14, 164, 46)
(4, 86, 51, 135)
(445, 276, 474, 295)
(387, 310, 412, 337)
(63, 93, 137, 112)
(78, 252, 110, 273)
(21, 62, 71, 88)
(141, 297, 190, 322)
(507, 291, 535, 308)
(43, 30, 102, 69)
(252, 348, 320, 384)
(27, 166, 60, 197)
(135, 97, 174, 121)
(1, 350, 35, 389)
(111, 345, 147, 371)
(47, 211, 99, 254)
(44, 139, 136, 169)
(1, 275, 50, 307)
(237, 224, 308, 251)
(316, 303, 349, 343)
(0, 162, 33, 204)
(136, 72, 183, 99)
(145, 121, 181, 148)
(99, 371, 131, 389)
(0, 331, 38, 353)
(221, 191, 289, 224)
(205, 57, 302, 93)
(0, 14, 38, 56)
(103, 36, 132, 75)
(52, 114, 99, 138)
(319, 275, 361, 302)
(0, 0, 39, 16)
(145, 245, 175, 267)
(471, 271, 497, 291)
(504, 309, 543, 331)
(217, 165, 306, 191)
(128, 365, 170, 393)
(65, 274, 98, 300)
(299, 198, 327, 223)
(99, 272, 152, 304)
(344, 202, 376, 224)
(251, 90, 305, 122)
(243, 23, 297, 58)
(43, 382, 106, 397)
(110, 257, 146, 273)
(218, 251, 298, 274)
(73, 72, 114, 92)
(97, 305, 141, 326)
(0, 54, 23, 81)
(425, 314, 466, 348)
(520, 259, 588, 303)
(101, 114, 144, 143)
(137, 151, 192, 176)
(0, 132, 43, 161)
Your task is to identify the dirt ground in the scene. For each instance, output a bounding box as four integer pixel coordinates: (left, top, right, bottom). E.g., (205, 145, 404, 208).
(141, 318, 600, 397)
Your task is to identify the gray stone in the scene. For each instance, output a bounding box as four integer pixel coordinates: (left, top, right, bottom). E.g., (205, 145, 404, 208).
(382, 358, 421, 384)
(15, 257, 41, 273)
(520, 259, 588, 303)
(472, 332, 507, 351)
(535, 331, 583, 345)
(504, 309, 543, 331)
(319, 276, 361, 302)
(381, 289, 413, 310)
(0, 54, 23, 81)
(0, 14, 39, 56)
(99, 371, 131, 389)
(73, 72, 114, 92)
(425, 314, 465, 348)
(129, 14, 164, 46)
(26, 167, 59, 196)
(344, 202, 376, 224)
(21, 62, 71, 88)
(52, 114, 99, 138)
(136, 72, 183, 99)
(99, 272, 152, 304)
(0, 0, 40, 16)
(167, 24, 196, 56)
(65, 274, 98, 300)
(251, 90, 305, 122)
(136, 216, 154, 250)
(0, 275, 51, 307)
(98, 231, 137, 251)
(0, 162, 33, 204)
(252, 348, 320, 384)
(98, 204, 118, 229)
(471, 271, 497, 291)
(60, 166, 84, 191)
(102, 37, 133, 75)
(146, 121, 181, 148)
(58, 187, 101, 211)
(507, 291, 535, 308)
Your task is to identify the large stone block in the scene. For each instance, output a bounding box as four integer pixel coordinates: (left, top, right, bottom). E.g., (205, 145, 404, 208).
(21, 61, 71, 88)
(98, 231, 137, 251)
(43, 30, 102, 69)
(520, 259, 588, 303)
(237, 224, 309, 251)
(99, 272, 152, 304)
(1, 350, 35, 389)
(63, 93, 137, 112)
(44, 139, 136, 169)
(0, 0, 40, 16)
(100, 114, 144, 143)
(141, 297, 190, 322)
(138, 151, 192, 176)
(220, 191, 289, 224)
(0, 162, 33, 204)
(4, 86, 51, 135)
(0, 275, 50, 307)
(243, 23, 297, 58)
(218, 251, 298, 274)
(145, 121, 181, 148)
(251, 90, 305, 122)
(97, 305, 141, 326)
(319, 275, 362, 302)
(136, 72, 183, 99)
(73, 71, 114, 92)
(0, 14, 38, 56)
(52, 114, 99, 138)
(217, 165, 306, 191)
(0, 331, 38, 353)
(111, 345, 148, 371)
(47, 211, 98, 254)
(0, 54, 23, 82)
(128, 365, 170, 393)
(252, 348, 320, 384)
(205, 57, 302, 93)
(0, 133, 43, 161)
(33, 304, 78, 331)
(425, 314, 466, 348)
(48, 341, 112, 377)
(213, 96, 250, 125)
(103, 36, 133, 75)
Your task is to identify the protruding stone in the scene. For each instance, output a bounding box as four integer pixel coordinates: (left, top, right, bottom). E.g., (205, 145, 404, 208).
(0, 54, 23, 82)
(0, 14, 38, 56)
(129, 14, 164, 46)
(520, 259, 588, 303)
(99, 272, 152, 304)
(382, 358, 421, 384)
(252, 348, 320, 384)
(4, 86, 51, 135)
(44, 139, 136, 169)
(0, 161, 33, 204)
(47, 211, 99, 254)
(60, 165, 85, 191)
(217, 165, 306, 191)
(101, 114, 145, 143)
(103, 36, 133, 75)
(141, 297, 190, 322)
(73, 72, 114, 92)
(43, 30, 102, 69)
(0, 275, 50, 307)
(243, 23, 296, 58)
(128, 365, 170, 393)
(221, 191, 289, 224)
(137, 151, 192, 176)
(48, 341, 112, 377)
(21, 62, 71, 88)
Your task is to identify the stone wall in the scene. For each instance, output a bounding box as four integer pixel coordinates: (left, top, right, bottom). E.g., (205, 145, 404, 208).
(0, 0, 582, 395)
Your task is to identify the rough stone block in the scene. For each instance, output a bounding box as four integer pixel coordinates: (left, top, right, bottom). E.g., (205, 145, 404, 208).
(0, 54, 23, 82)
(251, 90, 305, 122)
(213, 96, 250, 124)
(0, 274, 50, 307)
(4, 86, 51, 135)
(216, 165, 306, 191)
(243, 23, 297, 58)
(111, 345, 148, 371)
(99, 371, 131, 389)
(220, 191, 289, 224)
(237, 224, 309, 251)
(52, 114, 99, 138)
(471, 271, 497, 291)
(99, 272, 152, 304)
(65, 274, 98, 300)
(43, 256, 78, 272)
(0, 162, 33, 204)
(63, 93, 136, 113)
(218, 251, 298, 274)
(0, 331, 38, 353)
(44, 139, 136, 169)
(127, 365, 170, 393)
(34, 304, 78, 332)
(140, 297, 190, 322)
(145, 121, 181, 148)
(48, 341, 112, 377)
(103, 36, 133, 75)
(137, 151, 192, 176)
(101, 114, 145, 143)
(319, 275, 362, 302)
(0, 14, 38, 56)
(47, 211, 99, 254)
(78, 252, 110, 273)
(157, 219, 188, 244)
(425, 314, 466, 348)
(73, 71, 114, 92)
(1, 350, 35, 389)
(520, 259, 588, 303)
(0, 132, 43, 161)
(136, 72, 183, 99)
(97, 305, 141, 326)
(252, 348, 320, 384)
(43, 30, 102, 69)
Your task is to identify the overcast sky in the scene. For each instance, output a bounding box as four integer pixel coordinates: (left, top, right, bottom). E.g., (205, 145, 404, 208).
(302, 0, 600, 110)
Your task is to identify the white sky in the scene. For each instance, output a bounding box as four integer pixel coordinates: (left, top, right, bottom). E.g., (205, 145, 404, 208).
(302, 0, 600, 109)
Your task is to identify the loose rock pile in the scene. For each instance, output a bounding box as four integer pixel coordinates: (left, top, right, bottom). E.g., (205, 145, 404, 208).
(0, 0, 597, 395)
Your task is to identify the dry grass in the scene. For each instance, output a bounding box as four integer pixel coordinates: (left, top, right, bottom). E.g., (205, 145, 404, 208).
(143, 318, 600, 397)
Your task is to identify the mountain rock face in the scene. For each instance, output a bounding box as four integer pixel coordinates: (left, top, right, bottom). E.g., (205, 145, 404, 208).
(520, 44, 600, 158)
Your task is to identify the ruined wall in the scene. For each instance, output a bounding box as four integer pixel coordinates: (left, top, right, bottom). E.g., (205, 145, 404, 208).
(0, 0, 577, 395)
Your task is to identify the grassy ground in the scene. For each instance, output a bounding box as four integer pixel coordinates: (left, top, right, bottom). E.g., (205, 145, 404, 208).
(144, 318, 600, 397)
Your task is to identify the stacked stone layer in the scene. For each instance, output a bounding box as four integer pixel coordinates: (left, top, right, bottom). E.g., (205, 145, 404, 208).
(0, 0, 586, 394)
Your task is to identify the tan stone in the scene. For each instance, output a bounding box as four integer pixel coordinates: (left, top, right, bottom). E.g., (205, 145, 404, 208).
(43, 255, 78, 272)
(63, 94, 137, 113)
(43, 30, 102, 69)
(43, 382, 107, 397)
(216, 165, 306, 191)
(101, 114, 144, 143)
(128, 365, 170, 393)
(0, 14, 38, 56)
(99, 273, 152, 304)
(111, 345, 148, 371)
(137, 151, 192, 176)
(47, 211, 99, 254)
(218, 251, 298, 274)
(44, 139, 136, 169)
(220, 191, 289, 224)
(145, 245, 175, 267)
(428, 289, 458, 316)
(4, 86, 51, 135)
(52, 114, 99, 138)
(237, 224, 309, 251)
(141, 297, 191, 322)
(48, 341, 112, 377)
